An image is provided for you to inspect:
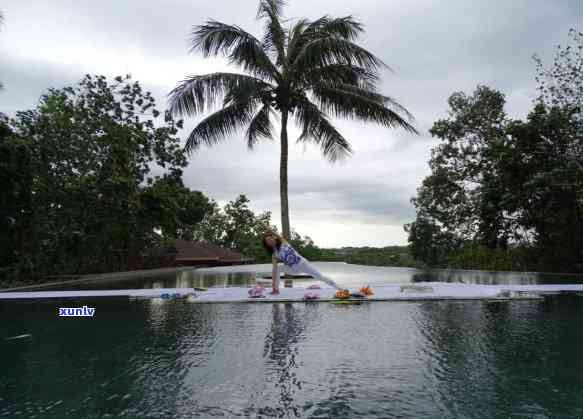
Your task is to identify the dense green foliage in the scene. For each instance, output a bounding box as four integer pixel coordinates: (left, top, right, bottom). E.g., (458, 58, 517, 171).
(406, 30, 583, 272)
(0, 75, 217, 285)
(193, 194, 273, 262)
(0, 73, 354, 287)
(169, 0, 416, 239)
(183, 194, 414, 267)
(192, 194, 322, 263)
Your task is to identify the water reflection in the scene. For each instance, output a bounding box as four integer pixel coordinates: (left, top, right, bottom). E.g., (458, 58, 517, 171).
(255, 304, 306, 418)
(43, 262, 583, 292)
(174, 270, 255, 289)
(140, 301, 221, 418)
(413, 298, 583, 418)
(411, 269, 552, 285)
(4, 297, 583, 418)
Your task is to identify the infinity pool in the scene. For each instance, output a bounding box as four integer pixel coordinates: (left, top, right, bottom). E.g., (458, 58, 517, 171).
(41, 262, 583, 291)
(2, 264, 583, 418)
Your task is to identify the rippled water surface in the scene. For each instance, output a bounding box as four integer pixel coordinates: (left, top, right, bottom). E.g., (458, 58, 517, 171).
(2, 296, 583, 418)
(3, 264, 583, 418)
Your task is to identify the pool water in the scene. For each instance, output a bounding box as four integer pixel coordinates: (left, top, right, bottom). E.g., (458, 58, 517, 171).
(2, 296, 583, 418)
(2, 263, 583, 418)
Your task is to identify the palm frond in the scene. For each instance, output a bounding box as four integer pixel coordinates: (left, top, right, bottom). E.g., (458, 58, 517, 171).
(292, 36, 387, 73)
(312, 83, 417, 133)
(299, 64, 380, 90)
(246, 104, 274, 149)
(223, 82, 262, 107)
(191, 20, 258, 57)
(257, 0, 287, 65)
(305, 16, 364, 41)
(294, 96, 352, 162)
(326, 83, 414, 117)
(173, 1, 418, 164)
(190, 21, 278, 80)
(286, 18, 310, 65)
(168, 72, 272, 116)
(287, 17, 367, 66)
(185, 99, 260, 153)
(257, 0, 285, 20)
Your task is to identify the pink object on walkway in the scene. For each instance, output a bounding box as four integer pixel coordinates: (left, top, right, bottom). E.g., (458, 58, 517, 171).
(304, 291, 320, 300)
(248, 285, 265, 298)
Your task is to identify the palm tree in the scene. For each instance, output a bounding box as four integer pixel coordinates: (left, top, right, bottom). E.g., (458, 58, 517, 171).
(169, 0, 417, 240)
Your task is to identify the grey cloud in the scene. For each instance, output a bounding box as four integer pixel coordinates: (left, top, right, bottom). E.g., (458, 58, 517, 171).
(1, 0, 582, 245)
(0, 57, 81, 114)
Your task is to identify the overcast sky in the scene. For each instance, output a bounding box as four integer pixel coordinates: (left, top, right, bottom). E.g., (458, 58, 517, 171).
(1, 0, 581, 247)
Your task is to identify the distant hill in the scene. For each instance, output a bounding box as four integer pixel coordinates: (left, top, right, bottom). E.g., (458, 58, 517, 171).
(317, 246, 418, 268)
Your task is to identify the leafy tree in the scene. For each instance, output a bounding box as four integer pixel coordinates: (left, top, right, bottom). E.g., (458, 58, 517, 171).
(169, 0, 417, 240)
(192, 194, 324, 263)
(193, 194, 273, 261)
(503, 105, 583, 271)
(140, 174, 214, 240)
(405, 217, 460, 267)
(1, 75, 216, 282)
(192, 201, 229, 245)
(535, 29, 583, 112)
(0, 115, 32, 268)
(408, 83, 583, 271)
(534, 28, 583, 178)
(411, 86, 511, 252)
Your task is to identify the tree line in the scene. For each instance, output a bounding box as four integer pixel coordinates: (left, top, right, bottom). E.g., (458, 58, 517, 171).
(2, 5, 580, 281)
(0, 75, 314, 287)
(406, 29, 583, 273)
(1, 0, 419, 286)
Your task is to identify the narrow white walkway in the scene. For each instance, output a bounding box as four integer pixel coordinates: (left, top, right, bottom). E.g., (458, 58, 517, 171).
(2, 283, 581, 302)
(189, 283, 583, 303)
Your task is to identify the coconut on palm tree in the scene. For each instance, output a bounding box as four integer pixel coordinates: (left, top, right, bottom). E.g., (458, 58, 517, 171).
(169, 0, 417, 240)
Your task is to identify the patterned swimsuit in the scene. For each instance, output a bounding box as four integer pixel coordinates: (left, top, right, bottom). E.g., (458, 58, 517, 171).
(275, 243, 302, 267)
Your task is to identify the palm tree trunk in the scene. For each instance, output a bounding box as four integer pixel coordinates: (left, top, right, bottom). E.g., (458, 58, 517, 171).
(280, 110, 291, 240)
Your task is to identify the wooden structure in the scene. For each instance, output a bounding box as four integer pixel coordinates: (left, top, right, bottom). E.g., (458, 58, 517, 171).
(171, 240, 253, 267)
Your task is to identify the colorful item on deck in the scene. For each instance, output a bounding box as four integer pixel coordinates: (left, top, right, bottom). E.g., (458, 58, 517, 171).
(304, 291, 320, 300)
(248, 285, 265, 298)
(359, 286, 374, 296)
(335, 289, 351, 299)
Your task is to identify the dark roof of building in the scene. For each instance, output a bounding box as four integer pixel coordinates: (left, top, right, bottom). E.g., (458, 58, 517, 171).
(172, 239, 218, 262)
(172, 240, 253, 263)
(196, 242, 254, 262)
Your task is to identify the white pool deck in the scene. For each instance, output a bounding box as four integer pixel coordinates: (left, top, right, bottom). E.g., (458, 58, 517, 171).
(1, 283, 583, 302)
